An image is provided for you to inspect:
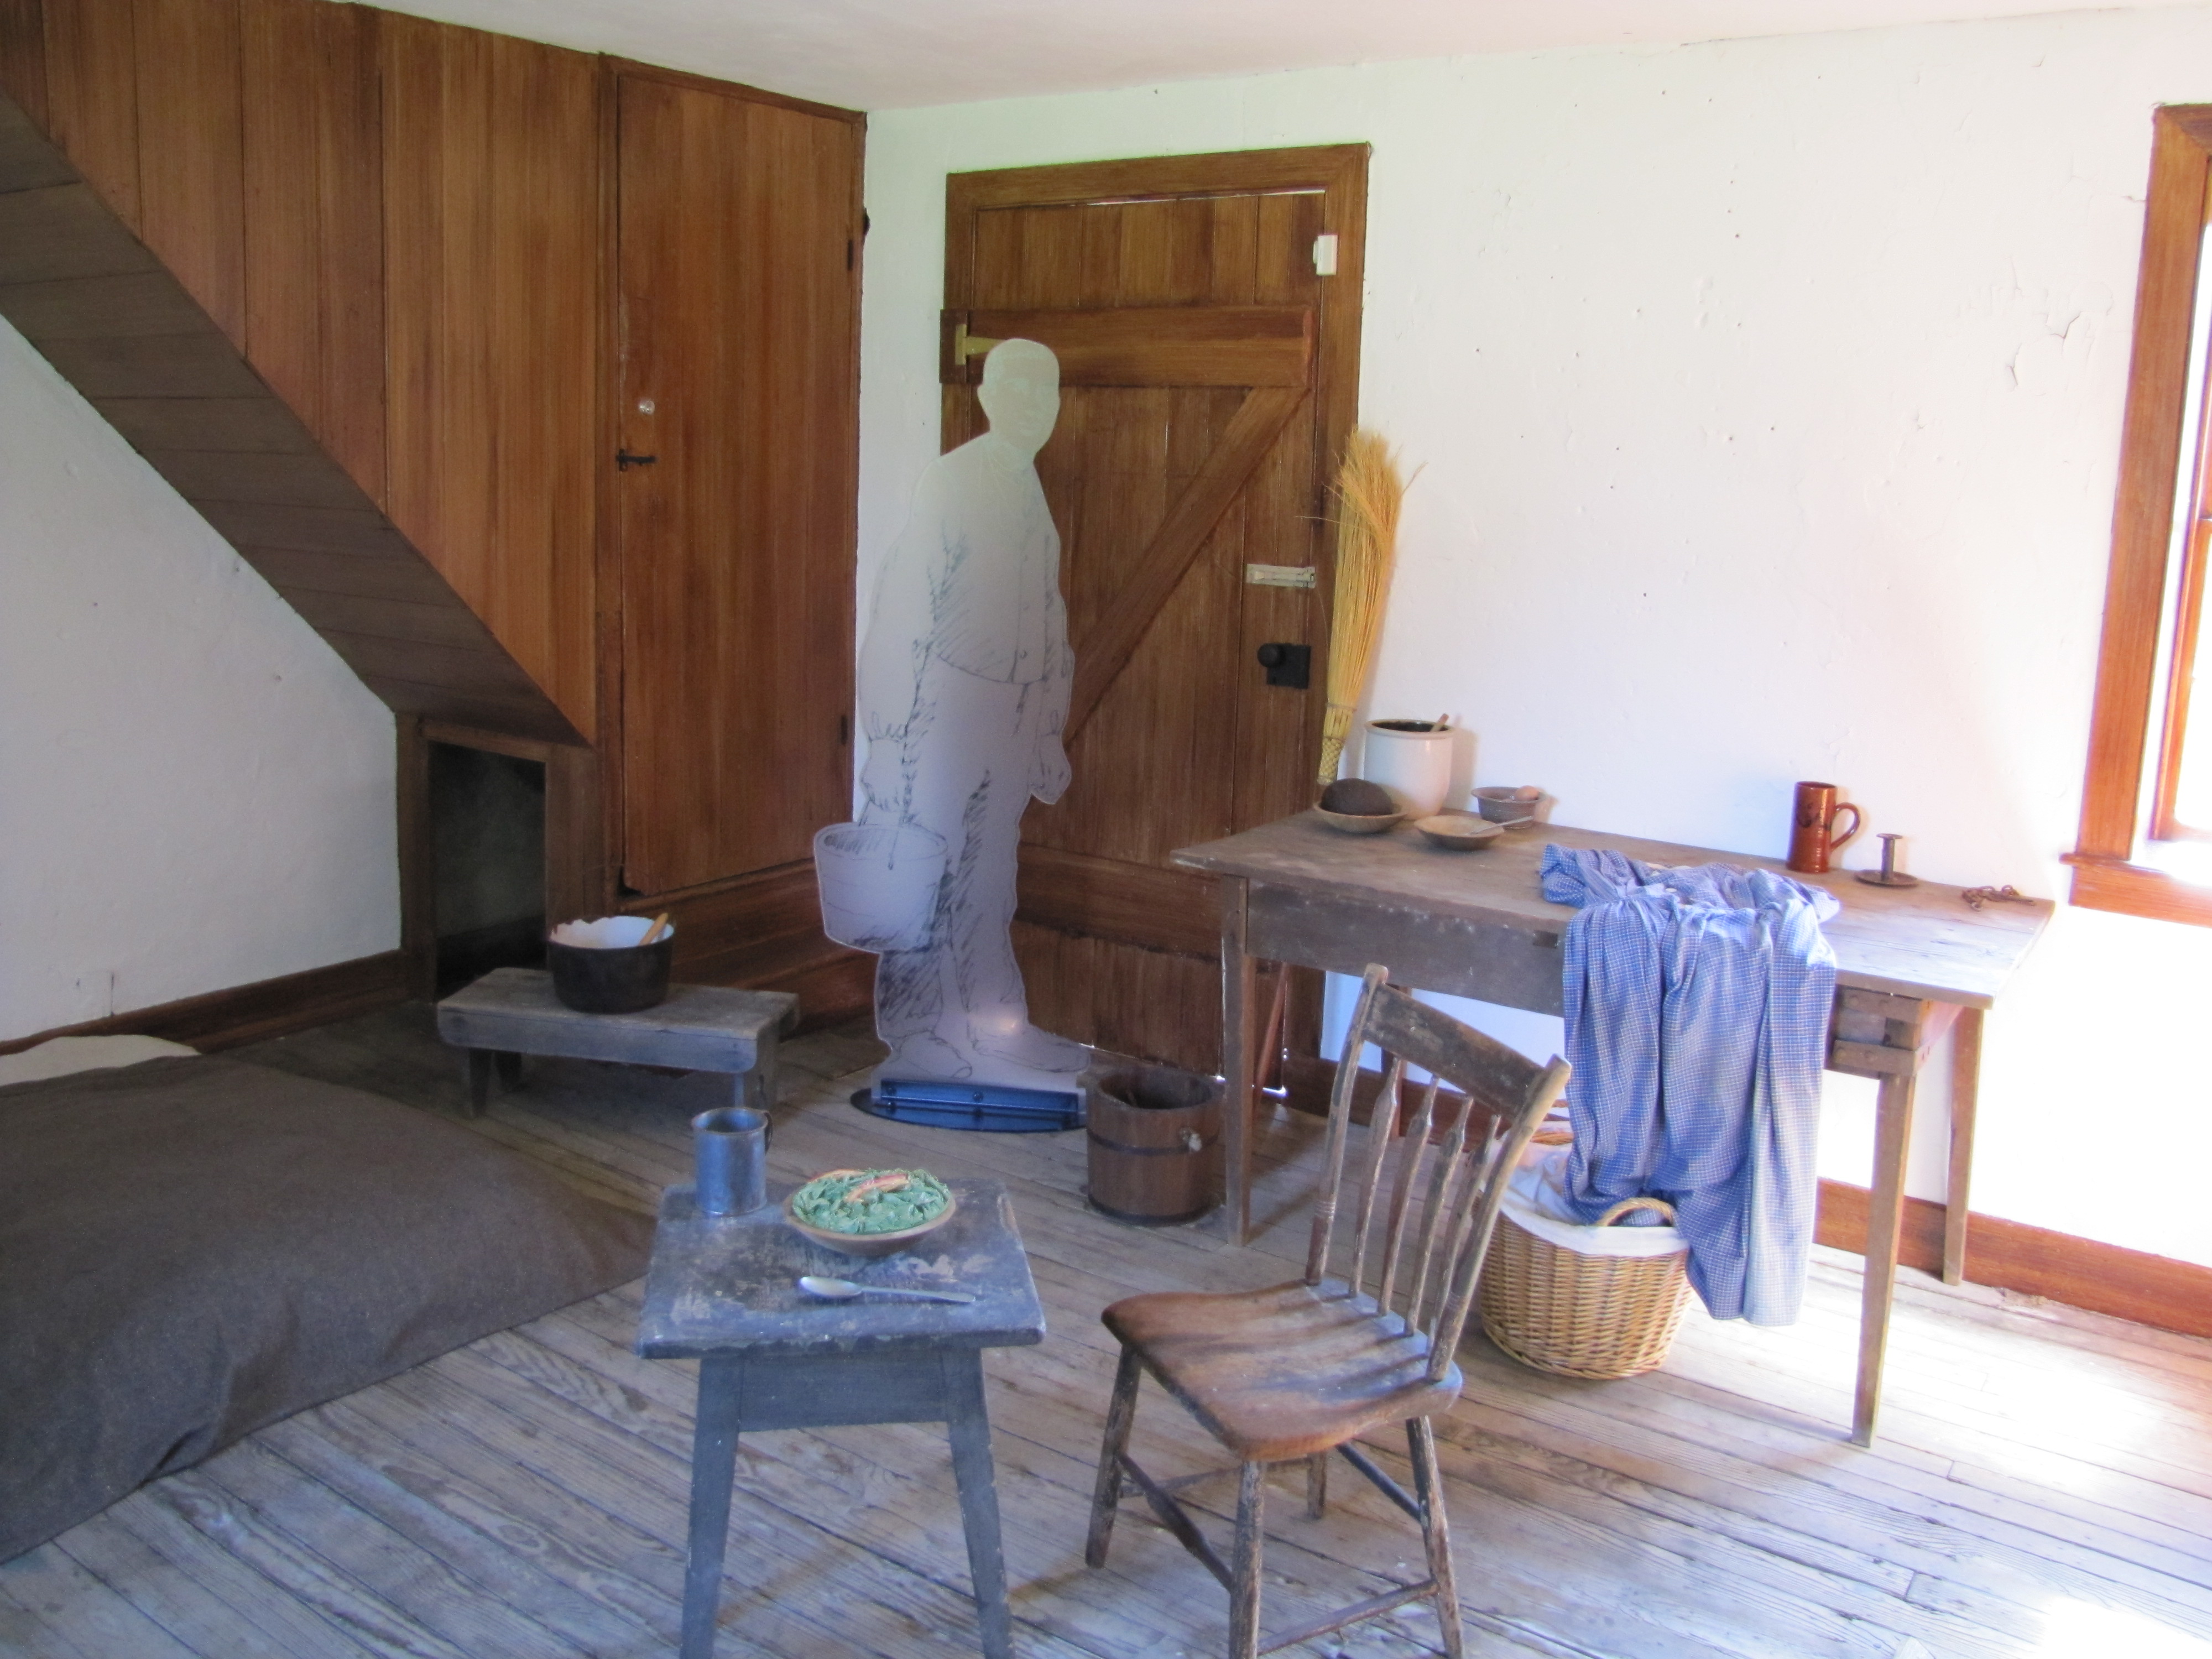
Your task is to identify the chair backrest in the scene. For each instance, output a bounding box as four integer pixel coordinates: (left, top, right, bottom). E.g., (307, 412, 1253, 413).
(1303, 964, 1571, 1382)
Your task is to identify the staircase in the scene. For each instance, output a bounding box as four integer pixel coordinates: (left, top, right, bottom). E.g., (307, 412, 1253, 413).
(0, 89, 581, 747)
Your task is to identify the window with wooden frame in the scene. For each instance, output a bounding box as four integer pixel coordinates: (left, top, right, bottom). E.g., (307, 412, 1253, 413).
(2070, 104, 2212, 927)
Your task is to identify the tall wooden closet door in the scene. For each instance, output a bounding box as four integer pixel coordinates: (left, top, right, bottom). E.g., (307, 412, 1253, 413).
(615, 75, 860, 897)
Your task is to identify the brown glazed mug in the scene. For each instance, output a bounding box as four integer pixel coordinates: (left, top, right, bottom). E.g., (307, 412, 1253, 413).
(1787, 781, 1862, 874)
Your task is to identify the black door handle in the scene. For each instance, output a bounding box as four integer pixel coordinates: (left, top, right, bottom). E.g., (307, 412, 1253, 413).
(1255, 642, 1311, 689)
(617, 449, 658, 470)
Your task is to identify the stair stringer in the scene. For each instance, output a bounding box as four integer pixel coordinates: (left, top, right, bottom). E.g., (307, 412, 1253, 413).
(0, 91, 585, 748)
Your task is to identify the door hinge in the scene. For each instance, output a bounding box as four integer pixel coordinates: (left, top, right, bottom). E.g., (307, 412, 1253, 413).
(953, 321, 1003, 364)
(1312, 233, 1338, 276)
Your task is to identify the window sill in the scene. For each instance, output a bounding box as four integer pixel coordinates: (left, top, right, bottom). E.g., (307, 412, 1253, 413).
(2064, 851, 2212, 927)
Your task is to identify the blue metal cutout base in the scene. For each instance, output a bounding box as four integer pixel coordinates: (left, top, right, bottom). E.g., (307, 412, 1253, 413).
(851, 1076, 1084, 1134)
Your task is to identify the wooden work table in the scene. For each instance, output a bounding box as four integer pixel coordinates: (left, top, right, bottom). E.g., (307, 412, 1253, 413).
(1173, 811, 2052, 1447)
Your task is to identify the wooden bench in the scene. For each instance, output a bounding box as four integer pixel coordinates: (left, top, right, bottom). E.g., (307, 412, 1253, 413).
(435, 967, 797, 1116)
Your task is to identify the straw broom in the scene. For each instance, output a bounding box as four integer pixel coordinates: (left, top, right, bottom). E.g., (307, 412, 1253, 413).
(1317, 428, 1410, 786)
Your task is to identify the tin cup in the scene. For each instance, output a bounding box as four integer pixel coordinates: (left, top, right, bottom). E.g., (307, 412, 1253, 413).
(692, 1106, 769, 1217)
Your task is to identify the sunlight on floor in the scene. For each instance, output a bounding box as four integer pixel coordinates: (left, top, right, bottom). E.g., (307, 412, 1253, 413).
(2034, 1598, 2212, 1656)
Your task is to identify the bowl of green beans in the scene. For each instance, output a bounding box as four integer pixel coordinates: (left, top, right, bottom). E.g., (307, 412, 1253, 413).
(784, 1167, 957, 1258)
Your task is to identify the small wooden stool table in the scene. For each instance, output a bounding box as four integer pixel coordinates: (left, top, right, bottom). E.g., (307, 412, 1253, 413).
(636, 1176, 1045, 1659)
(435, 967, 796, 1117)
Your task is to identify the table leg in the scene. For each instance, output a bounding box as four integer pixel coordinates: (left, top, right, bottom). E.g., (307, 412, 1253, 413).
(1853, 1067, 1919, 1447)
(1256, 966, 1290, 1094)
(1221, 878, 1256, 1246)
(745, 1031, 780, 1115)
(463, 1050, 493, 1118)
(1944, 1006, 1984, 1287)
(680, 1356, 744, 1659)
(943, 1353, 1013, 1659)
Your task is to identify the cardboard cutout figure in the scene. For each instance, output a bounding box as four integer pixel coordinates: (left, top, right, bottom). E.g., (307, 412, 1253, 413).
(853, 340, 1084, 1089)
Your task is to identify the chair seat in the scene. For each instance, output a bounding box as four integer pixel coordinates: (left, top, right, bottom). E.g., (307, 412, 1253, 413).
(1103, 1279, 1464, 1462)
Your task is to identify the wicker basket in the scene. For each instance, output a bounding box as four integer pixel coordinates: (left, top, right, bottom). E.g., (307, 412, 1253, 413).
(1479, 1196, 1692, 1380)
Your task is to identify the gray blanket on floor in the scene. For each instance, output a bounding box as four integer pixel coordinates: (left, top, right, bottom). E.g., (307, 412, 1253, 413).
(0, 1055, 653, 1562)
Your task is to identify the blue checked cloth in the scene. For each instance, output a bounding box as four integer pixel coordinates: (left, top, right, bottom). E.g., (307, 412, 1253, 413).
(1540, 846, 1838, 1326)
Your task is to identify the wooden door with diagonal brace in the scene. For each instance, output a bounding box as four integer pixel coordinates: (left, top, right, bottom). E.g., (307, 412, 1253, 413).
(941, 147, 1367, 1071)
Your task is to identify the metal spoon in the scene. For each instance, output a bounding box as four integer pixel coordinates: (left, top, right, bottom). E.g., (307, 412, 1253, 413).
(798, 1275, 975, 1305)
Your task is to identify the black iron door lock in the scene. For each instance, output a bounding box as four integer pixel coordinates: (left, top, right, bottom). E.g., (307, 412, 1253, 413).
(1255, 642, 1311, 689)
(617, 449, 659, 470)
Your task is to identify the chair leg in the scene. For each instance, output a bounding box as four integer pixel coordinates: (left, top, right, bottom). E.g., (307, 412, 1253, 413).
(1229, 1460, 1266, 1659)
(1305, 1451, 1328, 1519)
(1085, 1346, 1143, 1568)
(1407, 1418, 1464, 1659)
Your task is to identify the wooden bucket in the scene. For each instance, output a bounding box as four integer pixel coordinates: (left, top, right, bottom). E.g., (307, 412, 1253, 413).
(1084, 1065, 1222, 1226)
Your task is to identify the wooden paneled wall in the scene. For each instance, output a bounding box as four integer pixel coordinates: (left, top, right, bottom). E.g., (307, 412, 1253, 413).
(0, 85, 581, 742)
(0, 0, 872, 1018)
(241, 0, 384, 497)
(14, 0, 382, 477)
(0, 0, 598, 742)
(382, 17, 599, 740)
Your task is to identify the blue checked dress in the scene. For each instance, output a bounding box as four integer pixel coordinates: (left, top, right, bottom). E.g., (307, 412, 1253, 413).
(1540, 846, 1838, 1326)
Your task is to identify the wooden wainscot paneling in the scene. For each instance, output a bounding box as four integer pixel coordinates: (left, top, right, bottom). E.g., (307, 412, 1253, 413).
(0, 951, 413, 1057)
(381, 14, 601, 742)
(239, 0, 385, 499)
(131, 0, 245, 346)
(1274, 1044, 2212, 1343)
(1016, 844, 1220, 957)
(0, 86, 582, 744)
(620, 860, 873, 1031)
(1817, 1179, 2212, 1342)
(35, 0, 139, 225)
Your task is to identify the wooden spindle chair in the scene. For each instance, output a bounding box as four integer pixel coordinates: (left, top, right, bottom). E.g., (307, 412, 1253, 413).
(1083, 964, 1571, 1658)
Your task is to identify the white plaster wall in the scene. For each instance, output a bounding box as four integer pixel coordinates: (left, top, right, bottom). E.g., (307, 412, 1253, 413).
(0, 319, 399, 1042)
(862, 6, 2212, 1266)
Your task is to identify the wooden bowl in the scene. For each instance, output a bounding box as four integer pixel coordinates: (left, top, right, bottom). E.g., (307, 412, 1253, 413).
(1414, 812, 1504, 851)
(1313, 806, 1403, 836)
(1473, 787, 1543, 826)
(782, 1187, 958, 1259)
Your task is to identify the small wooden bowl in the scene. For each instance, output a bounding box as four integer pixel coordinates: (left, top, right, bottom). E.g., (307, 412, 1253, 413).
(783, 1187, 958, 1259)
(1415, 812, 1504, 851)
(1473, 787, 1543, 826)
(1313, 806, 1403, 836)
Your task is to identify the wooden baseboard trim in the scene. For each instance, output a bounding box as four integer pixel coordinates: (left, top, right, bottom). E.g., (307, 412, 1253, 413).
(0, 951, 412, 1058)
(1282, 1044, 2212, 1342)
(1816, 1177, 2212, 1340)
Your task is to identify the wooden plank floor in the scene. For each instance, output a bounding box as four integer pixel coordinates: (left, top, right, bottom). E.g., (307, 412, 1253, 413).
(7, 1004, 2212, 1659)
